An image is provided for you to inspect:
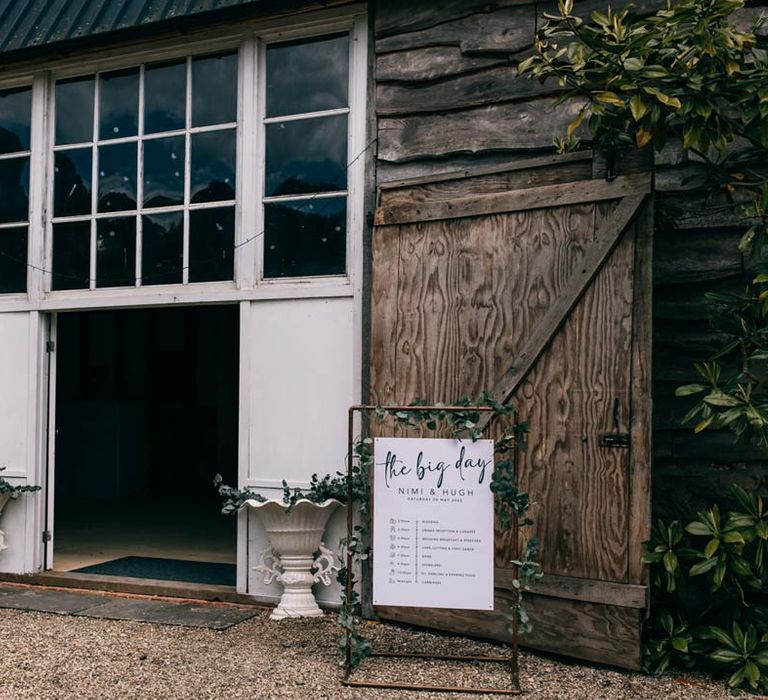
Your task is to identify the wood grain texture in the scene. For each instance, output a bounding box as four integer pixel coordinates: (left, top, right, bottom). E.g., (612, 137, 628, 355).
(376, 5, 535, 54)
(653, 277, 744, 322)
(497, 570, 648, 608)
(592, 146, 653, 180)
(537, 0, 667, 25)
(369, 225, 401, 407)
(628, 200, 653, 584)
(380, 160, 593, 209)
(377, 152, 587, 185)
(653, 227, 743, 285)
(374, 0, 664, 42)
(379, 151, 593, 191)
(379, 200, 637, 580)
(377, 98, 587, 163)
(484, 194, 645, 409)
(368, 154, 652, 669)
(514, 218, 636, 581)
(382, 201, 641, 581)
(376, 591, 643, 670)
(375, 0, 535, 38)
(388, 204, 596, 405)
(376, 65, 557, 116)
(659, 190, 757, 229)
(376, 47, 506, 83)
(376, 175, 650, 226)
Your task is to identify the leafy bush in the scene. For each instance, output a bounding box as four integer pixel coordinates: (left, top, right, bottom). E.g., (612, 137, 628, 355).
(643, 485, 768, 691)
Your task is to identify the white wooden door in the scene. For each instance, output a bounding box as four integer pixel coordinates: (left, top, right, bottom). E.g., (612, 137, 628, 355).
(237, 297, 357, 600)
(0, 311, 47, 574)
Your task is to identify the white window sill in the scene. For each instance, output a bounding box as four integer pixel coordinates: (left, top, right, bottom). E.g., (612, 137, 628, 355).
(0, 278, 354, 312)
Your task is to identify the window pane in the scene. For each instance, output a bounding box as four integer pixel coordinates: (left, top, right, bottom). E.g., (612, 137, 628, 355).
(264, 197, 346, 278)
(144, 136, 185, 208)
(265, 115, 347, 197)
(191, 53, 237, 127)
(189, 207, 234, 282)
(0, 226, 27, 293)
(97, 217, 136, 288)
(52, 221, 90, 291)
(99, 69, 139, 140)
(0, 87, 31, 154)
(54, 148, 92, 218)
(142, 212, 183, 286)
(0, 157, 29, 223)
(191, 130, 235, 203)
(98, 142, 137, 213)
(144, 60, 186, 134)
(266, 34, 349, 118)
(56, 77, 94, 145)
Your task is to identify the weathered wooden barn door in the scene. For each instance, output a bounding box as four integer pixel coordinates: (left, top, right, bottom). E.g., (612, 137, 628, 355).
(370, 151, 652, 670)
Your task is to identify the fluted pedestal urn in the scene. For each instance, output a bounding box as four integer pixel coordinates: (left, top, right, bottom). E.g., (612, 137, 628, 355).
(241, 498, 342, 620)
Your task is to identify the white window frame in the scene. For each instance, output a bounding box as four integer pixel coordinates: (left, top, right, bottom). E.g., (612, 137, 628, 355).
(0, 5, 368, 313)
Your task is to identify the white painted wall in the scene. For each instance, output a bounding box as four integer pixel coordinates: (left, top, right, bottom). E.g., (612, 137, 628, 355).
(240, 297, 356, 604)
(0, 312, 46, 574)
(0, 7, 367, 595)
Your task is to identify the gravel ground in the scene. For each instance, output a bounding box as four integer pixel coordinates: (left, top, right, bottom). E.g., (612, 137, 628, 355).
(0, 602, 743, 699)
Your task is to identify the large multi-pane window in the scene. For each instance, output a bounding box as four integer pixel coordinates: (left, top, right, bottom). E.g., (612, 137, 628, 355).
(52, 53, 238, 290)
(0, 87, 31, 293)
(0, 24, 360, 296)
(263, 33, 350, 279)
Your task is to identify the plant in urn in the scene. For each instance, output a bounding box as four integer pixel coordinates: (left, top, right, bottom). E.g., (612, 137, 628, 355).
(0, 468, 41, 553)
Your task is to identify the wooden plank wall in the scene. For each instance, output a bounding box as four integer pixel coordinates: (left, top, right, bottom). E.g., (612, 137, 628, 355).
(373, 0, 768, 523)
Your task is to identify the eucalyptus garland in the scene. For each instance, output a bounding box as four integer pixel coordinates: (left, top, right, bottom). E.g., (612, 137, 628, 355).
(213, 471, 350, 514)
(337, 394, 542, 669)
(0, 467, 40, 497)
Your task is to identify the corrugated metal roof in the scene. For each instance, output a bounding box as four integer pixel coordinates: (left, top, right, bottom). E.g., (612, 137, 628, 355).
(0, 0, 267, 57)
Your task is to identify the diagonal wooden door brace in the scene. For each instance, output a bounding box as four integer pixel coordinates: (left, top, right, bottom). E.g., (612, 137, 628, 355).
(481, 193, 647, 424)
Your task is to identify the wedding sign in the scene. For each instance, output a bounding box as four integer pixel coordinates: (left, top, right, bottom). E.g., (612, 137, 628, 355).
(372, 437, 495, 611)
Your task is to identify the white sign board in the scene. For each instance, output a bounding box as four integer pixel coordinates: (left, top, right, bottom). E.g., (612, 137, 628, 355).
(372, 437, 495, 611)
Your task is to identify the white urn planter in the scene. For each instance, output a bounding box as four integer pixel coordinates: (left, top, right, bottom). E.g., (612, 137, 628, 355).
(0, 492, 12, 553)
(241, 498, 342, 620)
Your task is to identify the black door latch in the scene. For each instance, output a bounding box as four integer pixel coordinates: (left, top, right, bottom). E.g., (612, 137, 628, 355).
(601, 433, 631, 448)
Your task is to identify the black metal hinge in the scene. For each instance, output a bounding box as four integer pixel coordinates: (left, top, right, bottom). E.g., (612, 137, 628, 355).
(46, 341, 55, 353)
(42, 530, 51, 543)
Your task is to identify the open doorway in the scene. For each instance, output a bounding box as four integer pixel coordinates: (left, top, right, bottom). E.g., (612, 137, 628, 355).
(51, 305, 239, 586)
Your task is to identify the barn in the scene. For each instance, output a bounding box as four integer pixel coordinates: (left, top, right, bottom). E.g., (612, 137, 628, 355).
(0, 0, 761, 673)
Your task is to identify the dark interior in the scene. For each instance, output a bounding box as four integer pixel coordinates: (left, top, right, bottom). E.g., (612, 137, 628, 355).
(53, 305, 239, 578)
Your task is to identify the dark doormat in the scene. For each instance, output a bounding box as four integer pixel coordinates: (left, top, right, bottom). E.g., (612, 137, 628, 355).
(73, 557, 236, 586)
(0, 585, 257, 629)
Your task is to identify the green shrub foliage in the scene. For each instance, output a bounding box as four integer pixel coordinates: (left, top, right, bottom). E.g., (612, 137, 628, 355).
(643, 486, 768, 690)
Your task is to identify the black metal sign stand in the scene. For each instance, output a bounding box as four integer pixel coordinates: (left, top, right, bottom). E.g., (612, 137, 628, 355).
(341, 404, 521, 696)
